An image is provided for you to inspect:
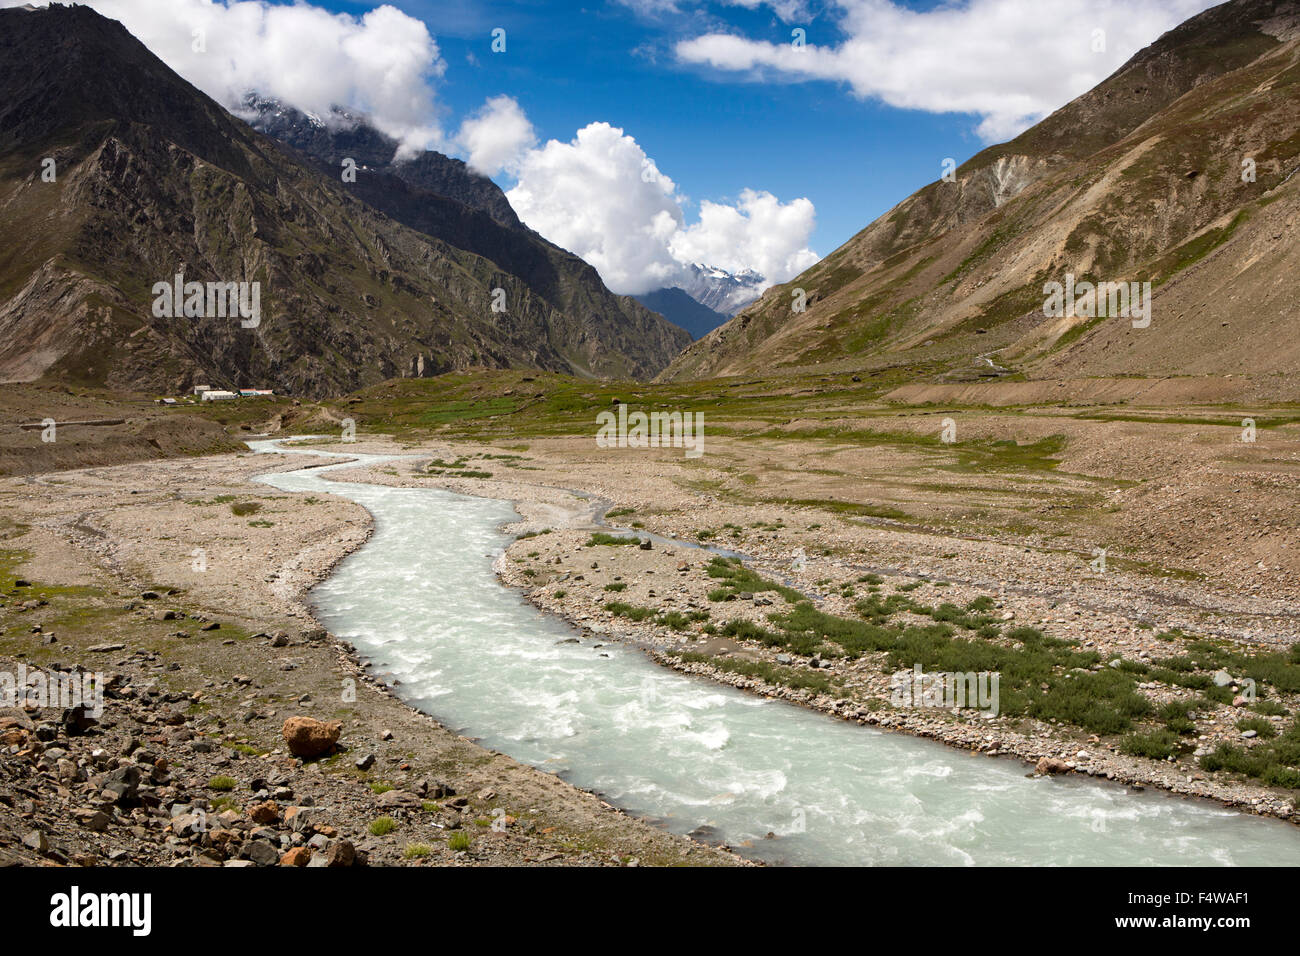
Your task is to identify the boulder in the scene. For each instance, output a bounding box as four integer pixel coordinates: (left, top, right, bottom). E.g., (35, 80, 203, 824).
(281, 716, 341, 757)
(280, 847, 312, 867)
(1035, 756, 1071, 776)
(247, 801, 281, 825)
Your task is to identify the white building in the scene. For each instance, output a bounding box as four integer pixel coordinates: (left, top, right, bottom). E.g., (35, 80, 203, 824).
(200, 389, 237, 402)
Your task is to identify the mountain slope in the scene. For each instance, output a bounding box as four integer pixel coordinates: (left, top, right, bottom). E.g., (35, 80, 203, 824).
(632, 287, 728, 340)
(661, 0, 1300, 397)
(0, 5, 688, 397)
(240, 97, 690, 381)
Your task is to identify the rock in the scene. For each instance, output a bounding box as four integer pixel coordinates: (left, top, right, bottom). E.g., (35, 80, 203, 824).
(1212, 670, 1234, 688)
(1035, 756, 1071, 775)
(355, 753, 375, 771)
(319, 840, 356, 867)
(87, 643, 125, 653)
(638, 540, 652, 551)
(103, 765, 142, 803)
(270, 632, 289, 648)
(22, 830, 48, 852)
(243, 839, 279, 866)
(281, 716, 341, 757)
(376, 790, 421, 808)
(247, 801, 281, 825)
(171, 813, 206, 838)
(73, 808, 111, 832)
(1241, 730, 1258, 739)
(280, 847, 312, 866)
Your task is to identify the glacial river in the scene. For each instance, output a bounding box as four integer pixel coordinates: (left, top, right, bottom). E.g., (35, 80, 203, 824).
(251, 440, 1300, 866)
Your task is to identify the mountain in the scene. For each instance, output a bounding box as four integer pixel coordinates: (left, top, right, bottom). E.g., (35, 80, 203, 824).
(677, 263, 766, 315)
(238, 96, 690, 383)
(632, 287, 728, 340)
(240, 97, 525, 231)
(0, 5, 689, 398)
(661, 0, 1300, 397)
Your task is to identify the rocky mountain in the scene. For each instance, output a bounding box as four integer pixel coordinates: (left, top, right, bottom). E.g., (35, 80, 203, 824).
(661, 0, 1300, 398)
(677, 263, 766, 316)
(237, 96, 689, 382)
(0, 5, 689, 398)
(632, 287, 729, 340)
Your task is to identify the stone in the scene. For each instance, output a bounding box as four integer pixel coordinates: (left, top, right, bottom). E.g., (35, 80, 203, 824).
(243, 840, 279, 866)
(306, 839, 356, 867)
(355, 753, 375, 771)
(280, 716, 341, 757)
(22, 830, 47, 852)
(280, 847, 312, 866)
(376, 789, 421, 808)
(247, 801, 281, 825)
(1035, 756, 1071, 775)
(103, 765, 142, 802)
(74, 808, 111, 832)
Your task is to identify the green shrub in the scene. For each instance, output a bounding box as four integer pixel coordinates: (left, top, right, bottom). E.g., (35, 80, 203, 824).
(369, 816, 398, 836)
(1120, 730, 1183, 760)
(448, 831, 472, 851)
(586, 532, 639, 546)
(403, 843, 434, 859)
(1237, 717, 1278, 739)
(207, 775, 237, 791)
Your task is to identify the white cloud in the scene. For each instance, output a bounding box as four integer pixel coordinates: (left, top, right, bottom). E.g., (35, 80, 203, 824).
(670, 189, 819, 282)
(506, 123, 818, 295)
(506, 123, 687, 294)
(676, 0, 1219, 142)
(5, 0, 448, 155)
(454, 95, 537, 176)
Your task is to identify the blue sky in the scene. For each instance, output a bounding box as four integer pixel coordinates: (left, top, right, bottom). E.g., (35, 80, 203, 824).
(341, 0, 994, 257)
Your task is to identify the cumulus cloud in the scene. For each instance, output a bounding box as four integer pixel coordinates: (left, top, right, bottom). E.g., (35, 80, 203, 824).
(454, 95, 537, 176)
(506, 123, 818, 295)
(5, 0, 448, 154)
(670, 190, 819, 281)
(676, 0, 1218, 141)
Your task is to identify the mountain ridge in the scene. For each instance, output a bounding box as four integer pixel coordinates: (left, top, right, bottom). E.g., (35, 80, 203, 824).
(660, 0, 1300, 397)
(0, 5, 689, 397)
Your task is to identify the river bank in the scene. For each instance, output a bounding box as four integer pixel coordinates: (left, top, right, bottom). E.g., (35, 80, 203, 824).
(308, 434, 1300, 831)
(0, 443, 743, 866)
(5, 429, 1300, 865)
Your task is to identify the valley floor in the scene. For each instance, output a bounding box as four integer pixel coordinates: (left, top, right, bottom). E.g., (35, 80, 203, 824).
(4, 373, 1300, 864)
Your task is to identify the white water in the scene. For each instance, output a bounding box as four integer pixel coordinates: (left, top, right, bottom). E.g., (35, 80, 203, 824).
(253, 441, 1300, 866)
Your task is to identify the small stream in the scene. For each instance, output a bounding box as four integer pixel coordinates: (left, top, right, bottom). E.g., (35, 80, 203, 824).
(251, 440, 1300, 866)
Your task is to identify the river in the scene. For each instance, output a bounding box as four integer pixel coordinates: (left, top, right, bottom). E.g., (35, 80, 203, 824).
(251, 439, 1300, 866)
